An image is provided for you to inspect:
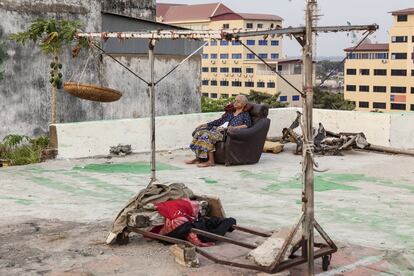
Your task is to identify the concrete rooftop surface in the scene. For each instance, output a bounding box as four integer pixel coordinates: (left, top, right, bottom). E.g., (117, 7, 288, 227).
(1, 146, 413, 275)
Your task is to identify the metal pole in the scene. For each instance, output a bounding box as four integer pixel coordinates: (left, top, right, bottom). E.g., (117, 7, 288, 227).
(149, 39, 156, 184)
(303, 0, 317, 275)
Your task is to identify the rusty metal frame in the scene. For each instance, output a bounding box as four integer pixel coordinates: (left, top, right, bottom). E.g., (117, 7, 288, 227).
(127, 215, 337, 273)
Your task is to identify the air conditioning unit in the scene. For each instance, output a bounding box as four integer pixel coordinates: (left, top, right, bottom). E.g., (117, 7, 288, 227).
(249, 74, 253, 78)
(382, 59, 388, 64)
(238, 74, 242, 77)
(244, 74, 248, 77)
(234, 60, 239, 64)
(211, 60, 216, 64)
(213, 73, 217, 76)
(225, 73, 229, 76)
(230, 73, 234, 77)
(222, 60, 227, 64)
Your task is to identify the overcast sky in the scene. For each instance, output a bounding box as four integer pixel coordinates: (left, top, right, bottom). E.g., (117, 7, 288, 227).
(159, 0, 413, 58)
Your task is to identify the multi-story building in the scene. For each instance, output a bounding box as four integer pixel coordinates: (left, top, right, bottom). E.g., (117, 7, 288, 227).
(344, 8, 414, 112)
(157, 2, 304, 106)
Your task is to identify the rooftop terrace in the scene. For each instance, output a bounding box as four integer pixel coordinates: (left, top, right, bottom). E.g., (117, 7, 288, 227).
(1, 146, 413, 275)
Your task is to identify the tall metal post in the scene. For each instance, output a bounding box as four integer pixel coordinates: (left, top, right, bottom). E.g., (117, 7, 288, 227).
(303, 0, 317, 275)
(149, 39, 156, 184)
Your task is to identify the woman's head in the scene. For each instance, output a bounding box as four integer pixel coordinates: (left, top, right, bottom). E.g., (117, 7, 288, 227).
(234, 94, 248, 110)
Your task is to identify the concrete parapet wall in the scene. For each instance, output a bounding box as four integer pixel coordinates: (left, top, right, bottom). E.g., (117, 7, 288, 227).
(53, 108, 414, 159)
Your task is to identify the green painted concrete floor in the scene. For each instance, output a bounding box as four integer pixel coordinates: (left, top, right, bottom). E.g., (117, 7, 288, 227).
(0, 146, 413, 275)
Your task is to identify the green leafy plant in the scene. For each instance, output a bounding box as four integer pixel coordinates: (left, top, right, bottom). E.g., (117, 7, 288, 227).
(313, 86, 355, 110)
(10, 18, 89, 124)
(0, 134, 49, 166)
(201, 90, 286, 112)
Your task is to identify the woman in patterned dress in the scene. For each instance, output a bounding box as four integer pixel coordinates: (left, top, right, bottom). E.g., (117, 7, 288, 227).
(186, 95, 252, 168)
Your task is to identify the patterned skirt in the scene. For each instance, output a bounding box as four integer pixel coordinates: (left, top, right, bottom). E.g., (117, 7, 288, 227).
(190, 128, 224, 159)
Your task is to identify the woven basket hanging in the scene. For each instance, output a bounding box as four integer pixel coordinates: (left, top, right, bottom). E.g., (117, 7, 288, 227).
(63, 82, 122, 102)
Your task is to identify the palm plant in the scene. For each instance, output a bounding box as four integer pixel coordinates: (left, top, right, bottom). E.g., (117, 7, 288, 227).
(10, 18, 88, 124)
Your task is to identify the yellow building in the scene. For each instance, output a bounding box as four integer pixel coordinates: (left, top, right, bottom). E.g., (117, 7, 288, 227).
(344, 8, 414, 112)
(157, 2, 304, 106)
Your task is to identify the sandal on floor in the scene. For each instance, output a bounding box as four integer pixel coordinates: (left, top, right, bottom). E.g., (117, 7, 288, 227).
(185, 159, 200, 164)
(197, 162, 215, 168)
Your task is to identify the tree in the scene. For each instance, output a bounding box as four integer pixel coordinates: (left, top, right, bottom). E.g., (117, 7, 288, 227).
(313, 86, 355, 110)
(10, 19, 88, 124)
(201, 90, 286, 112)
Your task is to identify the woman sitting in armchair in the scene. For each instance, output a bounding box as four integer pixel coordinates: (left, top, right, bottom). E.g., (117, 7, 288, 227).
(186, 95, 252, 167)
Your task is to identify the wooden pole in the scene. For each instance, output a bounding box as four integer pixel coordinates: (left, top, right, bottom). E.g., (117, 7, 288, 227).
(303, 0, 317, 275)
(149, 39, 156, 184)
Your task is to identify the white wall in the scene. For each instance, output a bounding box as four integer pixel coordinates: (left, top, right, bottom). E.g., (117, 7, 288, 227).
(53, 108, 414, 159)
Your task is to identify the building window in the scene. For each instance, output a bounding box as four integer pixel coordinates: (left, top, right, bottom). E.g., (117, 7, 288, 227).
(270, 23, 275, 28)
(210, 54, 217, 59)
(245, 81, 254, 87)
(246, 53, 255, 59)
(211, 93, 218, 98)
(267, 82, 275, 88)
(359, 101, 369, 108)
(346, 85, 357, 91)
(222, 24, 229, 29)
(202, 80, 209, 85)
(359, 85, 369, 92)
(391, 69, 407, 76)
(293, 64, 302, 75)
(220, 67, 229, 73)
(257, 81, 265, 88)
(246, 68, 254, 74)
(373, 86, 386, 93)
(412, 36, 414, 43)
(259, 53, 268, 59)
(391, 86, 406, 93)
(271, 40, 279, 46)
(246, 40, 255, 46)
(220, 53, 229, 59)
(258, 40, 268, 46)
(232, 67, 242, 73)
(280, 96, 287, 102)
(391, 103, 406, 110)
(210, 40, 217, 46)
(220, 80, 229, 86)
(246, 23, 253, 29)
(210, 80, 217, 86)
(257, 23, 263, 28)
(360, 69, 370, 75)
(411, 87, 414, 94)
(411, 104, 414, 111)
(397, 15, 408, 22)
(292, 95, 300, 101)
(346, 69, 357, 75)
(374, 69, 387, 76)
(271, 53, 279, 59)
(220, 40, 228, 46)
(202, 93, 209, 97)
(221, 94, 229, 98)
(202, 67, 209, 72)
(232, 40, 241, 46)
(232, 81, 242, 87)
(392, 36, 408, 43)
(232, 53, 242, 59)
(373, 102, 386, 109)
(202, 54, 209, 59)
(412, 70, 414, 76)
(391, 53, 407, 60)
(211, 67, 217, 72)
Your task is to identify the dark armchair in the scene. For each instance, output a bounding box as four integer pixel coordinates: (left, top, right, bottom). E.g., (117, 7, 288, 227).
(214, 103, 270, 166)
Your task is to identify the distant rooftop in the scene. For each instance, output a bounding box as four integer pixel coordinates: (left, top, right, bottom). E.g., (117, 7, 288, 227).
(344, 43, 389, 52)
(157, 2, 282, 23)
(390, 8, 414, 15)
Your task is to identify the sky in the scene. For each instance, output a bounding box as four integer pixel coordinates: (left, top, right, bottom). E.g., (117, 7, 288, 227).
(159, 0, 413, 58)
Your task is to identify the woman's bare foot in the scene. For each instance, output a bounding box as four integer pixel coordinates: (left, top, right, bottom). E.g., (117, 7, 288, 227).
(185, 158, 200, 164)
(197, 162, 215, 168)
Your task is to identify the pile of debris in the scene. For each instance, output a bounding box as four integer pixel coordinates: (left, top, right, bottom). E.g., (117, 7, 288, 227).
(278, 111, 414, 157)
